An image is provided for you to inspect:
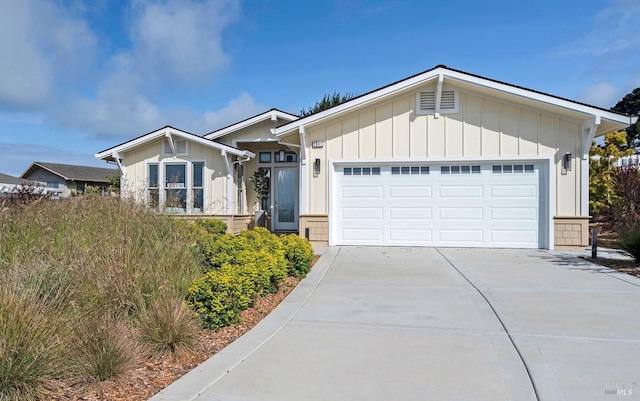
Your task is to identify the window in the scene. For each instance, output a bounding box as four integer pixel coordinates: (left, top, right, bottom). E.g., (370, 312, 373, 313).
(344, 166, 381, 176)
(193, 162, 204, 213)
(147, 164, 159, 209)
(259, 152, 271, 163)
(416, 89, 459, 114)
(392, 166, 429, 175)
(441, 165, 481, 175)
(492, 164, 535, 174)
(165, 164, 186, 212)
(46, 181, 60, 188)
(275, 151, 297, 163)
(162, 139, 188, 156)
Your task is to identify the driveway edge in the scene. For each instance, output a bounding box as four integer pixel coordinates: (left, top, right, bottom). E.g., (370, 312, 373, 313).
(148, 246, 340, 401)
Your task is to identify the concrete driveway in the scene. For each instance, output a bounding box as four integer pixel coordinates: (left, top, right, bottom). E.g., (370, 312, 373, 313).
(151, 247, 640, 401)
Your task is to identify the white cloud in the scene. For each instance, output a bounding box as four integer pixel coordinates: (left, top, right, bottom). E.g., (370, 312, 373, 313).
(561, 0, 640, 56)
(53, 72, 163, 139)
(0, 1, 51, 108)
(0, 0, 97, 109)
(577, 81, 621, 108)
(129, 0, 240, 83)
(202, 92, 265, 132)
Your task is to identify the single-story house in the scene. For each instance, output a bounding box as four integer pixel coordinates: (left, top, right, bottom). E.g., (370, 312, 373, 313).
(21, 162, 119, 197)
(96, 65, 637, 249)
(0, 172, 62, 198)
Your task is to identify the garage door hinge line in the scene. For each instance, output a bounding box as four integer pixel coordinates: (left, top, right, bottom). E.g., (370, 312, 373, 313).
(435, 248, 541, 401)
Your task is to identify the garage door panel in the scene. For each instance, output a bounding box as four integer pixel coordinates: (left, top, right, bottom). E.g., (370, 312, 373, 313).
(491, 207, 537, 221)
(439, 185, 483, 198)
(342, 186, 383, 198)
(390, 207, 432, 220)
(491, 230, 538, 243)
(342, 229, 383, 241)
(439, 207, 483, 221)
(439, 229, 484, 243)
(333, 162, 542, 248)
(389, 229, 433, 242)
(490, 185, 536, 198)
(342, 207, 383, 219)
(389, 186, 432, 198)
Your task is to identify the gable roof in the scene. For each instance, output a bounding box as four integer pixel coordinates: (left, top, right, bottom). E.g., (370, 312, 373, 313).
(276, 65, 636, 138)
(95, 125, 255, 162)
(0, 172, 23, 186)
(21, 162, 119, 183)
(203, 109, 299, 140)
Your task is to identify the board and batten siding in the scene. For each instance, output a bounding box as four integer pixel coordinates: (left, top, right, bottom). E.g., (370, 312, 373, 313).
(122, 138, 230, 214)
(307, 89, 581, 216)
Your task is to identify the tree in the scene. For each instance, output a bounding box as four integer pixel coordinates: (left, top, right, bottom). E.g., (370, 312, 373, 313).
(300, 91, 357, 117)
(589, 131, 634, 216)
(611, 87, 640, 150)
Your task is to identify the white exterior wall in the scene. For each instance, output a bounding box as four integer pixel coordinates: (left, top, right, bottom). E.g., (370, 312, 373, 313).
(305, 87, 581, 216)
(122, 138, 231, 214)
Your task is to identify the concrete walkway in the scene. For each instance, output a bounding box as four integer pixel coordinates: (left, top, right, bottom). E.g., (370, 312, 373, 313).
(150, 247, 640, 401)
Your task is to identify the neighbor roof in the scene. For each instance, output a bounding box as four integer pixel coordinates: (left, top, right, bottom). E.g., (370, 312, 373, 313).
(0, 172, 23, 185)
(276, 65, 636, 138)
(95, 125, 255, 162)
(21, 162, 119, 183)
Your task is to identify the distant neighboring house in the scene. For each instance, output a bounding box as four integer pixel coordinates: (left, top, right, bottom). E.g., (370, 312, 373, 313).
(21, 162, 119, 197)
(0, 172, 62, 199)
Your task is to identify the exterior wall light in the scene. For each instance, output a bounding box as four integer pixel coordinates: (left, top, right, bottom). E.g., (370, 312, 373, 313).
(563, 152, 572, 171)
(314, 158, 321, 176)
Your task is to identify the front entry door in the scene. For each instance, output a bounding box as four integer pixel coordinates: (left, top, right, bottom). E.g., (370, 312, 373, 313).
(274, 167, 298, 231)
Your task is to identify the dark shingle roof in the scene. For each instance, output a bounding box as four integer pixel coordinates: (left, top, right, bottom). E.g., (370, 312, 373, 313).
(23, 162, 119, 182)
(0, 172, 23, 185)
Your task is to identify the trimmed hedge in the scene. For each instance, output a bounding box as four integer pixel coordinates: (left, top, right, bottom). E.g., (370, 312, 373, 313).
(187, 228, 314, 330)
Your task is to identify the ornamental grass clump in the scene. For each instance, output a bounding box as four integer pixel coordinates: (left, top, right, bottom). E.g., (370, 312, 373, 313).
(0, 196, 203, 398)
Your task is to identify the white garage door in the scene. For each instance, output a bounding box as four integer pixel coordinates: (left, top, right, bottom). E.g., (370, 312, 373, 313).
(332, 163, 543, 248)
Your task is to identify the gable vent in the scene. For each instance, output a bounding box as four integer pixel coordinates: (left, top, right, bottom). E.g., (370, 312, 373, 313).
(163, 139, 188, 156)
(416, 90, 458, 114)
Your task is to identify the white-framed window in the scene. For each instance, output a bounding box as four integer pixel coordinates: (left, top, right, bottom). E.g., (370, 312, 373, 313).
(416, 89, 459, 114)
(440, 165, 481, 175)
(344, 167, 381, 176)
(391, 166, 429, 175)
(146, 163, 159, 209)
(144, 160, 206, 213)
(162, 139, 188, 157)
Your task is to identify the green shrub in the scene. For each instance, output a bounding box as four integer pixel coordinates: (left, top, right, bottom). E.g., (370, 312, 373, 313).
(618, 225, 640, 261)
(69, 314, 137, 382)
(194, 218, 227, 236)
(0, 276, 70, 401)
(187, 264, 255, 330)
(187, 227, 289, 329)
(280, 234, 314, 278)
(137, 296, 199, 357)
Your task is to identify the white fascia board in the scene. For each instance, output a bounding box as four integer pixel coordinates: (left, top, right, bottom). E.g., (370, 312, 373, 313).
(204, 110, 299, 140)
(276, 71, 443, 136)
(95, 127, 255, 160)
(276, 66, 633, 137)
(442, 70, 632, 127)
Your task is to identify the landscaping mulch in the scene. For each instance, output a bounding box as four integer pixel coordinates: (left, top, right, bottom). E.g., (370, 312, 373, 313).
(48, 257, 319, 401)
(584, 256, 640, 278)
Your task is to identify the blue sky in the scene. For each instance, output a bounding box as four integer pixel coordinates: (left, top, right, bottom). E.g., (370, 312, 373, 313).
(1, 0, 639, 176)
